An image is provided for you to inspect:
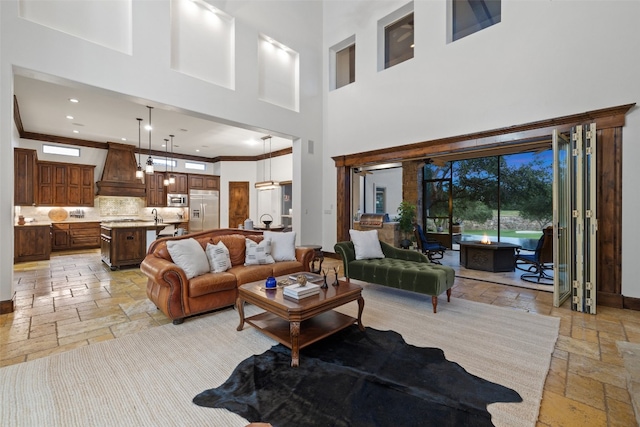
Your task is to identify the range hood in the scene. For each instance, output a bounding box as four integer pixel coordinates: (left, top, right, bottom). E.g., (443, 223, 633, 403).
(96, 142, 146, 197)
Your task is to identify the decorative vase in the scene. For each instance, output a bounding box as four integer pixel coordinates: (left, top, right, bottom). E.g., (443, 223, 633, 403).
(265, 276, 277, 289)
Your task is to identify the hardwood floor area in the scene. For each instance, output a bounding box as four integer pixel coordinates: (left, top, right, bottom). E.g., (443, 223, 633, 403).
(2, 249, 639, 426)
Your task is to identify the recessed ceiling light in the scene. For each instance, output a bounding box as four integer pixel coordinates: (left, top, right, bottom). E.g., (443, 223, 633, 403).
(69, 98, 79, 103)
(145, 125, 152, 131)
(66, 115, 74, 119)
(121, 138, 127, 141)
(196, 149, 200, 152)
(73, 130, 79, 134)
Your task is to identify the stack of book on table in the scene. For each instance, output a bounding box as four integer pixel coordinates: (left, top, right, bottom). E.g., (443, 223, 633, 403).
(283, 283, 320, 300)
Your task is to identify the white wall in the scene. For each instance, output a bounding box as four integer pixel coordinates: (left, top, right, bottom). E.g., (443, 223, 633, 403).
(0, 0, 323, 303)
(322, 1, 640, 298)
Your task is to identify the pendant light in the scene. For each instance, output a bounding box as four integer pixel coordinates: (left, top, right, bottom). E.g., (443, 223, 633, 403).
(255, 135, 279, 190)
(163, 138, 170, 186)
(169, 134, 176, 185)
(145, 106, 154, 174)
(135, 118, 144, 178)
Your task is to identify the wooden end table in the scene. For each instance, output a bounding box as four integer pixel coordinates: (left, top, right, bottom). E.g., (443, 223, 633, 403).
(236, 277, 364, 367)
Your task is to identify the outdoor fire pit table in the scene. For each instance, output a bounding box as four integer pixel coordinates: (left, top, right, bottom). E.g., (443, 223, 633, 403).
(459, 241, 521, 272)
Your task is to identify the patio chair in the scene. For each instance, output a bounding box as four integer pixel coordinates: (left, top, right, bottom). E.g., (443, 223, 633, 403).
(515, 226, 554, 284)
(414, 224, 447, 264)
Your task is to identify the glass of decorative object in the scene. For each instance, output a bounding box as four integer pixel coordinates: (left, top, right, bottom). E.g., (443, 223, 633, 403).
(265, 276, 277, 289)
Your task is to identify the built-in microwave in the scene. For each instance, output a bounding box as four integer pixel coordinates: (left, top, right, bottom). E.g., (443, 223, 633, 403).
(167, 193, 188, 207)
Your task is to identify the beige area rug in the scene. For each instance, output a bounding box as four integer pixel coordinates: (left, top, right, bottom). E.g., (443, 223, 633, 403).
(0, 283, 559, 427)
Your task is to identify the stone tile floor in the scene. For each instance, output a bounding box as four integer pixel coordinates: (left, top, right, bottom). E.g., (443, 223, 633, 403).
(2, 249, 639, 427)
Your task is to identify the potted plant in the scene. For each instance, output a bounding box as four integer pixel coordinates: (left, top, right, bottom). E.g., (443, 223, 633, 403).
(395, 201, 416, 249)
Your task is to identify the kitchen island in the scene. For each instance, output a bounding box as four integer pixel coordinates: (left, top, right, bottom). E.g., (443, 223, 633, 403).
(100, 220, 186, 270)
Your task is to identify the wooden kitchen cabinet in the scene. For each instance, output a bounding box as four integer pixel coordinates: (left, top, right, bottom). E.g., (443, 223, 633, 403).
(100, 226, 146, 270)
(70, 222, 101, 249)
(38, 162, 67, 206)
(146, 172, 166, 207)
(14, 148, 37, 206)
(67, 165, 96, 206)
(52, 222, 101, 251)
(188, 174, 219, 190)
(14, 225, 51, 263)
(51, 223, 70, 250)
(167, 173, 188, 194)
(37, 161, 95, 207)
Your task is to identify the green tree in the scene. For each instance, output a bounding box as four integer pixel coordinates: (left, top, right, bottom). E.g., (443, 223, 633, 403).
(500, 156, 552, 228)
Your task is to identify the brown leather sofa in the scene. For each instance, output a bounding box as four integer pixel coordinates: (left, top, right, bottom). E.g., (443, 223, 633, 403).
(140, 228, 314, 324)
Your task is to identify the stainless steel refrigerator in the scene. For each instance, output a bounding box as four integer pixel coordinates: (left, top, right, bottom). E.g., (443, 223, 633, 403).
(189, 190, 219, 232)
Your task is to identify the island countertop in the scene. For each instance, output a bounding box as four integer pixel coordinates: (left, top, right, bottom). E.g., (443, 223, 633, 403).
(100, 219, 186, 229)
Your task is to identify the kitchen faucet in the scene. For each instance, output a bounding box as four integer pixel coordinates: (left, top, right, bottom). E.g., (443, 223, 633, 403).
(151, 208, 158, 223)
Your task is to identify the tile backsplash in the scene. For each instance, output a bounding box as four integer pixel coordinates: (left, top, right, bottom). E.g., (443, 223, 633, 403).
(15, 197, 187, 224)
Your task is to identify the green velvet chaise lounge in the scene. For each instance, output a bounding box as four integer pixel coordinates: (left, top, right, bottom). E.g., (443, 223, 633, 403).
(334, 240, 455, 313)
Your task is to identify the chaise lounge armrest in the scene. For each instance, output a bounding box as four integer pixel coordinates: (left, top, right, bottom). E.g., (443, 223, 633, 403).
(379, 241, 430, 263)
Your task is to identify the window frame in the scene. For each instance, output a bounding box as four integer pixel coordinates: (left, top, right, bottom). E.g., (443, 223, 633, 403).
(377, 2, 415, 72)
(330, 35, 356, 90)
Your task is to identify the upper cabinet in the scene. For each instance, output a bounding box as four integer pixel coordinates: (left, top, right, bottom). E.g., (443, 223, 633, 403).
(146, 172, 166, 207)
(167, 173, 188, 194)
(38, 161, 95, 207)
(14, 148, 37, 206)
(188, 174, 219, 190)
(13, 148, 95, 207)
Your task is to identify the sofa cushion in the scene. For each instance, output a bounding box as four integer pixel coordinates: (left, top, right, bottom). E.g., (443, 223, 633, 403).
(264, 231, 297, 261)
(272, 260, 305, 277)
(188, 272, 238, 298)
(166, 238, 210, 279)
(229, 265, 275, 286)
(244, 238, 275, 265)
(206, 241, 231, 273)
(349, 229, 385, 260)
(210, 234, 263, 266)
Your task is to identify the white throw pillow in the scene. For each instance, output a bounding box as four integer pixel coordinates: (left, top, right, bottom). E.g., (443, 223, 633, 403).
(206, 241, 232, 273)
(264, 231, 297, 262)
(166, 238, 210, 279)
(349, 229, 385, 260)
(244, 238, 275, 266)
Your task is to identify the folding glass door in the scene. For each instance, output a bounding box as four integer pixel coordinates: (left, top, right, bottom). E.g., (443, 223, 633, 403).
(553, 124, 597, 313)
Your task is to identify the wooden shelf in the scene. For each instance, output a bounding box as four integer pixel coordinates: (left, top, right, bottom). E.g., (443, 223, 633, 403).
(245, 310, 356, 350)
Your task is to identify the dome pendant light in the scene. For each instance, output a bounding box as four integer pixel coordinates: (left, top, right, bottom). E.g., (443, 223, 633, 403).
(145, 106, 155, 174)
(135, 118, 144, 178)
(169, 134, 176, 185)
(163, 138, 170, 186)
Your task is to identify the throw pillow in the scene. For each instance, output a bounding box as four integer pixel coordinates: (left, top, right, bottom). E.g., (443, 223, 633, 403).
(349, 229, 385, 260)
(244, 238, 275, 266)
(206, 241, 232, 273)
(264, 231, 297, 262)
(166, 238, 210, 279)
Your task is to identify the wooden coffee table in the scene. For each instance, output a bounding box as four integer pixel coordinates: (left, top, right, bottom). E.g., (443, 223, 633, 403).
(236, 277, 365, 367)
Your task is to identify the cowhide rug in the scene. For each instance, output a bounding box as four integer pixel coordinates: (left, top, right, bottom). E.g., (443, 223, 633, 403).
(193, 326, 521, 427)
